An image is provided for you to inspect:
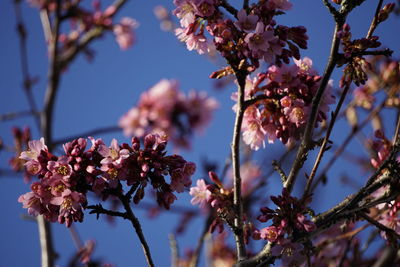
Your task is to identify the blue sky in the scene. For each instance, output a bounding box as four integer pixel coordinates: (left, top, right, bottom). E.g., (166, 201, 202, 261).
(0, 0, 399, 266)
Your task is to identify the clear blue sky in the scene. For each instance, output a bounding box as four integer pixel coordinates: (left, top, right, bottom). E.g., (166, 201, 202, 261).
(0, 1, 399, 266)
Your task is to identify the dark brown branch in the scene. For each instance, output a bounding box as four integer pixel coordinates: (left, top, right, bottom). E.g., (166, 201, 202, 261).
(304, 83, 351, 199)
(118, 194, 155, 267)
(231, 69, 247, 260)
(219, 0, 238, 17)
(272, 160, 287, 184)
(243, 94, 270, 109)
(361, 213, 400, 240)
(284, 16, 346, 193)
(37, 1, 64, 266)
(87, 204, 129, 219)
(311, 100, 386, 192)
(243, 0, 249, 10)
(367, 0, 384, 38)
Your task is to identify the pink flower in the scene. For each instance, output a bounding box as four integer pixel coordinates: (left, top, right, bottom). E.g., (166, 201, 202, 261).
(190, 179, 211, 208)
(20, 137, 47, 161)
(242, 107, 267, 150)
(283, 100, 309, 127)
(47, 156, 73, 181)
(50, 189, 86, 227)
(18, 191, 43, 216)
(234, 9, 258, 32)
(176, 28, 210, 55)
(113, 17, 138, 50)
(294, 57, 318, 75)
(244, 22, 275, 57)
(170, 162, 196, 193)
(192, 0, 215, 17)
(173, 0, 196, 27)
(260, 226, 280, 242)
(98, 139, 130, 167)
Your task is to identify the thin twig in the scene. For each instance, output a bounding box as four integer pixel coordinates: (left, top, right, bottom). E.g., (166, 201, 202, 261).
(361, 213, 400, 240)
(393, 109, 400, 146)
(311, 100, 386, 192)
(58, 0, 128, 70)
(0, 110, 38, 121)
(13, 0, 41, 128)
(303, 83, 351, 199)
(366, 0, 384, 38)
(119, 194, 155, 267)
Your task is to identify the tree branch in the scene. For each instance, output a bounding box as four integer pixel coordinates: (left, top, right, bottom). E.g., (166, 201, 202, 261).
(284, 15, 346, 193)
(366, 0, 384, 38)
(231, 69, 247, 260)
(303, 82, 351, 199)
(118, 194, 155, 267)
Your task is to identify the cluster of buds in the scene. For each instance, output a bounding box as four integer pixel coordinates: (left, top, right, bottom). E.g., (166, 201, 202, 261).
(337, 23, 383, 87)
(173, 0, 308, 67)
(8, 127, 32, 178)
(256, 189, 316, 243)
(18, 133, 196, 227)
(190, 172, 235, 232)
(119, 79, 218, 149)
(28, 0, 137, 52)
(233, 57, 335, 150)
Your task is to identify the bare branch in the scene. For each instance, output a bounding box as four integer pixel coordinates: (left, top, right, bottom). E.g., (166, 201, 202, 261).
(303, 82, 351, 199)
(231, 69, 247, 260)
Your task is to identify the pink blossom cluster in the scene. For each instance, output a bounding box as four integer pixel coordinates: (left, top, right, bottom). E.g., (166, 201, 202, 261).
(255, 189, 316, 245)
(119, 79, 218, 148)
(18, 133, 196, 227)
(173, 0, 308, 66)
(189, 172, 237, 233)
(28, 0, 137, 52)
(233, 57, 335, 150)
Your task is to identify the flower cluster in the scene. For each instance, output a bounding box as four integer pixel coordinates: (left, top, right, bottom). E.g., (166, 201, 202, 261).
(190, 172, 237, 232)
(18, 133, 196, 227)
(119, 79, 218, 148)
(28, 0, 137, 52)
(173, 0, 308, 66)
(255, 189, 315, 247)
(233, 57, 335, 150)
